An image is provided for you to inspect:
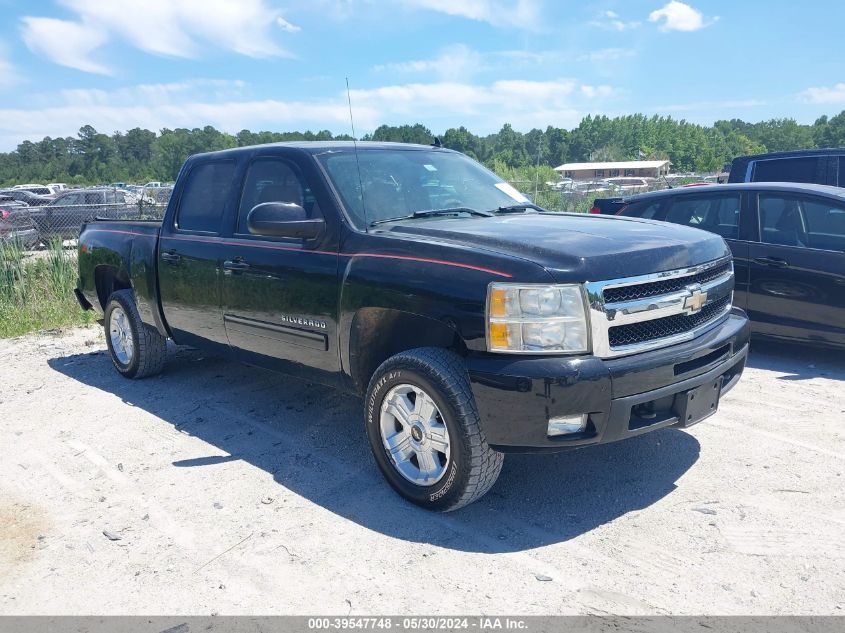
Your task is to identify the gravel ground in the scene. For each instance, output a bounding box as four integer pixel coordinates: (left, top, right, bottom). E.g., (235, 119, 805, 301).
(0, 326, 843, 615)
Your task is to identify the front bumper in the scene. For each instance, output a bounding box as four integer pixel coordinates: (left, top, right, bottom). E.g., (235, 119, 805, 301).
(465, 309, 749, 452)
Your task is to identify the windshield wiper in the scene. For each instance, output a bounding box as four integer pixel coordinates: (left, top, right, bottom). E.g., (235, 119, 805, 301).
(494, 203, 547, 214)
(369, 207, 492, 226)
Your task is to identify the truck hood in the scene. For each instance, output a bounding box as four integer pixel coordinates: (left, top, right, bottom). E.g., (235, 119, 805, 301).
(382, 213, 730, 281)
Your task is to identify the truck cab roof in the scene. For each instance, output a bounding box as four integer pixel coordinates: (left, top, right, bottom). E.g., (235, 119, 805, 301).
(189, 141, 456, 161)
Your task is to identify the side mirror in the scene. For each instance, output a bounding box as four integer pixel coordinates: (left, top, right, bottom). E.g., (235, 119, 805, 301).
(247, 202, 325, 240)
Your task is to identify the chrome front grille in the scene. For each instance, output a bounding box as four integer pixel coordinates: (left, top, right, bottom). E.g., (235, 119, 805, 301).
(585, 258, 734, 358)
(602, 260, 732, 303)
(608, 295, 731, 347)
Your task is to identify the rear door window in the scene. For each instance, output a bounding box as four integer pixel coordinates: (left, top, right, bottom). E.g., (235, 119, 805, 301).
(176, 161, 235, 233)
(56, 193, 81, 206)
(623, 199, 663, 219)
(664, 195, 740, 239)
(756, 193, 845, 250)
(752, 157, 824, 184)
(803, 200, 845, 236)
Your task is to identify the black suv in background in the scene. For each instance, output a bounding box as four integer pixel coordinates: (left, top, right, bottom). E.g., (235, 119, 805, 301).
(727, 147, 845, 186)
(616, 182, 845, 349)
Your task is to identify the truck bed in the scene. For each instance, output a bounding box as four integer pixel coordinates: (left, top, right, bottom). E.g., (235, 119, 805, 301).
(77, 218, 165, 333)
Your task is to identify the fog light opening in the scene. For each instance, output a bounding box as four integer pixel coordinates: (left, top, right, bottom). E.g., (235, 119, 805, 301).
(547, 414, 588, 437)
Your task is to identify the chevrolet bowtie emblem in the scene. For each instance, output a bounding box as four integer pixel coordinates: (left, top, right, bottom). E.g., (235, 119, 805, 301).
(683, 284, 708, 315)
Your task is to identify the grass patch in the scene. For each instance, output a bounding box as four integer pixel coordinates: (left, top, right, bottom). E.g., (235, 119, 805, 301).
(0, 240, 95, 338)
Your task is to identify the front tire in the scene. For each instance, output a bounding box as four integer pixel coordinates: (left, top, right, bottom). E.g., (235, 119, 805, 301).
(104, 289, 166, 379)
(365, 348, 503, 511)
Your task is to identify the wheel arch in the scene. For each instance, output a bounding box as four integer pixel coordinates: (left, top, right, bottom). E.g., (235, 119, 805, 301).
(94, 264, 131, 311)
(348, 307, 467, 394)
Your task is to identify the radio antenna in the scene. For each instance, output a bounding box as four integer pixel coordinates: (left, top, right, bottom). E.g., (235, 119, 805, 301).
(346, 77, 368, 229)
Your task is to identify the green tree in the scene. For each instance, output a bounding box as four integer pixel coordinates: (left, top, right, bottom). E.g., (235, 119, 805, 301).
(0, 112, 841, 188)
(813, 111, 845, 147)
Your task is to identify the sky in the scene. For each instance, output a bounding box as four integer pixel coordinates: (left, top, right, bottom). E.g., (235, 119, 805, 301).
(1, 0, 844, 150)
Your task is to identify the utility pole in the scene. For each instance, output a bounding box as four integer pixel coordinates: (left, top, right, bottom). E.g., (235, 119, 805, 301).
(533, 139, 543, 200)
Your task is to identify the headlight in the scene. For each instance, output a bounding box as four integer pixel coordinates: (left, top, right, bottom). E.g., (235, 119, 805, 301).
(486, 283, 590, 354)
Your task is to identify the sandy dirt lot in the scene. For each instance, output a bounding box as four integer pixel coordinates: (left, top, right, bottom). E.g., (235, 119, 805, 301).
(0, 326, 843, 615)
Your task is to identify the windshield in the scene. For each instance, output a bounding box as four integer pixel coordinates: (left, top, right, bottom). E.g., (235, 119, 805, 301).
(316, 148, 529, 228)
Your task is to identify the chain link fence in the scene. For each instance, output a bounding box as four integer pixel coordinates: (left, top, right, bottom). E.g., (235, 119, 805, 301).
(1, 186, 172, 251)
(509, 174, 716, 213)
(506, 178, 690, 214)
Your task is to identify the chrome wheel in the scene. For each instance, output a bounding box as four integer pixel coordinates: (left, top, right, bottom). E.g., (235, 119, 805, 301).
(379, 384, 451, 486)
(109, 305, 134, 366)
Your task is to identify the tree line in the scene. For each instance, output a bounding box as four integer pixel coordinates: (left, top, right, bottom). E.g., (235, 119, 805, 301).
(2, 111, 845, 187)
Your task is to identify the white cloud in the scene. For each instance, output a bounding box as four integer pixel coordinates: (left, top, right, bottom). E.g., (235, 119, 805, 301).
(648, 1, 717, 32)
(21, 0, 293, 74)
(0, 82, 353, 149)
(374, 46, 571, 81)
(577, 48, 636, 63)
(373, 44, 485, 80)
(590, 10, 640, 31)
(350, 78, 615, 129)
(44, 79, 249, 109)
(798, 83, 845, 104)
(400, 0, 542, 30)
(276, 16, 302, 33)
(20, 17, 111, 74)
(0, 54, 18, 85)
(653, 99, 765, 113)
(0, 77, 618, 149)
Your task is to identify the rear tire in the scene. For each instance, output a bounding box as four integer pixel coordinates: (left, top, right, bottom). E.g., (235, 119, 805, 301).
(104, 289, 166, 379)
(365, 347, 503, 511)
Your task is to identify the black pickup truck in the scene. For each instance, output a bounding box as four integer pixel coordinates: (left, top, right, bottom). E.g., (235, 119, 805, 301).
(76, 142, 750, 511)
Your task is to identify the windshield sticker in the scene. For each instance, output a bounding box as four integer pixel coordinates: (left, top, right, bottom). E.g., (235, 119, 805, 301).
(423, 164, 438, 172)
(495, 182, 529, 202)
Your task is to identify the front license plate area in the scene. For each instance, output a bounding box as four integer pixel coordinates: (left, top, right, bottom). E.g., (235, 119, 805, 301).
(675, 376, 723, 427)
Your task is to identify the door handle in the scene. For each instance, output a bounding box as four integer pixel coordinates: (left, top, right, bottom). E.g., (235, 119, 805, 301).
(752, 256, 789, 268)
(223, 258, 251, 271)
(161, 251, 181, 264)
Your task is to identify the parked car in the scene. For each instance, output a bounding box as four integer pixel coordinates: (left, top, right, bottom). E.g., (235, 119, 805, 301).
(571, 180, 618, 198)
(545, 178, 573, 191)
(48, 183, 68, 192)
(0, 200, 38, 247)
(0, 188, 53, 206)
(604, 177, 654, 192)
(141, 186, 174, 205)
(31, 188, 136, 241)
(15, 185, 54, 196)
(727, 147, 845, 186)
(589, 197, 625, 214)
(76, 141, 749, 511)
(615, 182, 845, 349)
